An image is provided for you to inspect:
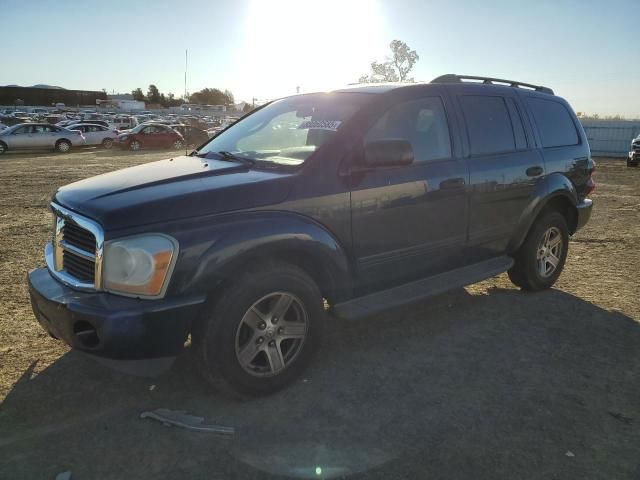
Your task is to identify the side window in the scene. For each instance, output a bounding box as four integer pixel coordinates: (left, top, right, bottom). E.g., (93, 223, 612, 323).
(460, 95, 515, 156)
(142, 126, 155, 134)
(13, 126, 28, 134)
(365, 97, 451, 162)
(527, 97, 579, 148)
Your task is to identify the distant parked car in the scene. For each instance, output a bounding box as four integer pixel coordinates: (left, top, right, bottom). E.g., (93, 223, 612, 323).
(170, 124, 209, 147)
(628, 135, 640, 167)
(206, 127, 223, 138)
(57, 119, 109, 128)
(0, 123, 84, 154)
(67, 123, 119, 149)
(108, 117, 137, 130)
(0, 122, 7, 131)
(116, 123, 184, 151)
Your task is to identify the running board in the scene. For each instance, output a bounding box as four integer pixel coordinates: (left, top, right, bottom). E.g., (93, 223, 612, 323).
(333, 256, 514, 320)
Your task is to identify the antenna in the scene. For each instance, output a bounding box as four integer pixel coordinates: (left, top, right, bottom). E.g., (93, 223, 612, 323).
(184, 49, 188, 156)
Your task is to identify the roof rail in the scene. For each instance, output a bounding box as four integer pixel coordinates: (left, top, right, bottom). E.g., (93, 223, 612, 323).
(431, 74, 554, 95)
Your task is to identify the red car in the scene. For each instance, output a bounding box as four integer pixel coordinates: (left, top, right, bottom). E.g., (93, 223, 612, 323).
(117, 123, 184, 151)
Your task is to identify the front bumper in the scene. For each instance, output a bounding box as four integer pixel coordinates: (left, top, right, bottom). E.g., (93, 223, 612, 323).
(28, 267, 205, 360)
(575, 198, 593, 232)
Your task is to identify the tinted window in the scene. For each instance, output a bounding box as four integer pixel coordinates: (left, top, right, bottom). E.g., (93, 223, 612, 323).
(527, 97, 579, 148)
(460, 96, 515, 155)
(365, 97, 451, 162)
(13, 126, 28, 134)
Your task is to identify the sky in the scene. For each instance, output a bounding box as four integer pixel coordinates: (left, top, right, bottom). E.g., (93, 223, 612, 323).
(1, 0, 638, 117)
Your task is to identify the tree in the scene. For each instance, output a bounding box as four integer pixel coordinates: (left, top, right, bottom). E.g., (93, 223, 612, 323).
(147, 84, 161, 104)
(358, 40, 419, 83)
(189, 88, 235, 106)
(223, 89, 235, 106)
(242, 103, 253, 113)
(131, 88, 146, 102)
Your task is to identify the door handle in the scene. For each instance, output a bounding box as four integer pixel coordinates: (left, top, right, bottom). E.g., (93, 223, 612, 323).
(526, 166, 544, 177)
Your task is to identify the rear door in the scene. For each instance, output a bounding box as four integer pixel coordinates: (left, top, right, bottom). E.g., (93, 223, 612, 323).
(350, 88, 468, 293)
(451, 87, 544, 260)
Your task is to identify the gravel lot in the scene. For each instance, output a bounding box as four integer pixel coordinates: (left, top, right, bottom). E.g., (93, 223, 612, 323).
(0, 149, 639, 479)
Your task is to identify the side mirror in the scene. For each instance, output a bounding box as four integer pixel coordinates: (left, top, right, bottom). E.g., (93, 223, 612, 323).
(363, 139, 414, 168)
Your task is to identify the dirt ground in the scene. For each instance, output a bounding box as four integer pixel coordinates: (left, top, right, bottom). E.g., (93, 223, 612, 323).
(0, 149, 638, 479)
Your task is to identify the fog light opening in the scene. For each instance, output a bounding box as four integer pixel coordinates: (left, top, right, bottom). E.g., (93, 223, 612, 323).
(73, 321, 100, 349)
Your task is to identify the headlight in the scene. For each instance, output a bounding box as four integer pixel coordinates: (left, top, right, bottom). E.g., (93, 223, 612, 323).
(103, 234, 178, 298)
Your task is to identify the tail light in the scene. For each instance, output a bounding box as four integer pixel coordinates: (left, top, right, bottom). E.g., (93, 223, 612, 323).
(584, 158, 596, 196)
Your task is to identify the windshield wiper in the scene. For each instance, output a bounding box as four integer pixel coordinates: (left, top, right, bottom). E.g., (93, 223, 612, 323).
(215, 151, 256, 166)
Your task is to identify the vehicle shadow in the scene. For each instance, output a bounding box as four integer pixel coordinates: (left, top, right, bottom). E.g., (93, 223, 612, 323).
(1, 287, 639, 480)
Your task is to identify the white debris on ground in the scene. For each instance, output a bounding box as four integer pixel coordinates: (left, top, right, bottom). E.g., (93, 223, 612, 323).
(140, 408, 235, 436)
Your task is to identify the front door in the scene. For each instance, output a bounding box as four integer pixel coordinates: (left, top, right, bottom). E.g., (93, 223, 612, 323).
(350, 93, 468, 293)
(8, 125, 32, 148)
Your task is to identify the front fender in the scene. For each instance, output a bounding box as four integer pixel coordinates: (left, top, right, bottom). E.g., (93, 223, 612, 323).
(167, 211, 354, 301)
(508, 173, 578, 253)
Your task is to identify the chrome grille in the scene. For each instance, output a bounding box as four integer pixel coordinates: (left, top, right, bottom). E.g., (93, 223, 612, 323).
(46, 203, 104, 291)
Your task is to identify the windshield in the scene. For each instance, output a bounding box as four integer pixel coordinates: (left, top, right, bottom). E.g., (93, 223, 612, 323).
(197, 93, 369, 165)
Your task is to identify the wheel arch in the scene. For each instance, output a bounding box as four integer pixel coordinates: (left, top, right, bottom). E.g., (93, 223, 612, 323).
(169, 211, 355, 306)
(508, 173, 579, 253)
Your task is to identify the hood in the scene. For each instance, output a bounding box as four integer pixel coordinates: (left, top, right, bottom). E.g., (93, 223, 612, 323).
(54, 156, 295, 230)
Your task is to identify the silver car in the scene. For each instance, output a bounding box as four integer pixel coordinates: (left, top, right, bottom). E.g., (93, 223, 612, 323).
(67, 123, 119, 148)
(0, 123, 85, 154)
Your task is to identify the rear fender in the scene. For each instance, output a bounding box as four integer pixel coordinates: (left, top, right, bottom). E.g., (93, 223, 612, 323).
(508, 173, 578, 253)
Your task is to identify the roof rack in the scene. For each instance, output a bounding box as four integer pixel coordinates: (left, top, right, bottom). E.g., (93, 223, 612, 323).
(431, 74, 554, 95)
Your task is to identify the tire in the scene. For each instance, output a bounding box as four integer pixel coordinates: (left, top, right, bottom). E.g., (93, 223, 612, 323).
(508, 211, 569, 291)
(102, 138, 114, 149)
(173, 139, 184, 150)
(55, 140, 71, 153)
(627, 158, 638, 167)
(129, 140, 141, 151)
(0, 142, 6, 155)
(193, 263, 324, 396)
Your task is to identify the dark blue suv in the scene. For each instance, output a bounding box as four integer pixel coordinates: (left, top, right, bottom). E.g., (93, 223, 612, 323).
(28, 74, 594, 395)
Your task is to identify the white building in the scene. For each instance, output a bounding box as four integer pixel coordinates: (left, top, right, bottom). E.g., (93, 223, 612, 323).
(97, 98, 146, 112)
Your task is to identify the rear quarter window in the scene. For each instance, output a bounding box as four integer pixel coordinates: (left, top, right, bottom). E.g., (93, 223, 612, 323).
(527, 97, 579, 148)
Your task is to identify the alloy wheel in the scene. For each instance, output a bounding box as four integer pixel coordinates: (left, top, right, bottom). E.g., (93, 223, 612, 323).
(537, 226, 563, 278)
(235, 292, 308, 377)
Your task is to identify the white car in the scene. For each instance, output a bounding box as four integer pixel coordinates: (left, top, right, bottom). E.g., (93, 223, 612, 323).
(0, 123, 85, 154)
(67, 123, 119, 148)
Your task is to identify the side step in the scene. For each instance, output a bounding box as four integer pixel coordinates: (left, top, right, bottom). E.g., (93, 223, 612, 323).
(333, 256, 514, 320)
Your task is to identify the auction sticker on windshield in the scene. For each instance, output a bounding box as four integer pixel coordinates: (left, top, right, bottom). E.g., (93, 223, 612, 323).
(298, 120, 342, 131)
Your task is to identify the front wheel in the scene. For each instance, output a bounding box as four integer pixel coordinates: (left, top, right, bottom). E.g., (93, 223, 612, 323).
(508, 211, 569, 291)
(129, 140, 141, 151)
(102, 138, 114, 149)
(173, 139, 184, 150)
(194, 263, 324, 396)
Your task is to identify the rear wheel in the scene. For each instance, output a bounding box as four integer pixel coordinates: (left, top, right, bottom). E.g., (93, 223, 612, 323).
(102, 138, 114, 149)
(129, 140, 141, 151)
(508, 211, 569, 291)
(173, 139, 184, 150)
(55, 140, 71, 153)
(194, 263, 324, 396)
